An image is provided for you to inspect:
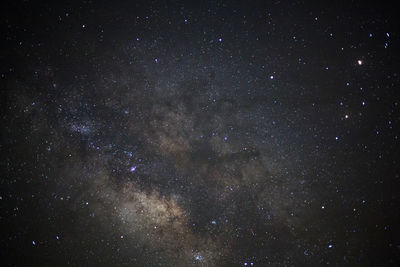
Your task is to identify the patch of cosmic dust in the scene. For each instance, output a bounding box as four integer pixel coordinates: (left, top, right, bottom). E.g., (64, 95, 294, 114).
(145, 101, 283, 190)
(86, 167, 226, 266)
(143, 100, 308, 239)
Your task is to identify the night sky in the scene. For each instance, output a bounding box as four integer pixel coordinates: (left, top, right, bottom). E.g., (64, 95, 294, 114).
(1, 0, 399, 266)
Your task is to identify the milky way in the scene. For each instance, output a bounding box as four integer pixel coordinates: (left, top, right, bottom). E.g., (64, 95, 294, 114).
(1, 1, 399, 266)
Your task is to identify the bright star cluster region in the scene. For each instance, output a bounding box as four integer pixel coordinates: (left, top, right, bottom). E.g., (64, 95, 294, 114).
(1, 1, 399, 266)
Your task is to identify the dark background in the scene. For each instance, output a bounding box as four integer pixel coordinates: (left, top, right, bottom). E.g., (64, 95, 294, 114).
(1, 0, 399, 266)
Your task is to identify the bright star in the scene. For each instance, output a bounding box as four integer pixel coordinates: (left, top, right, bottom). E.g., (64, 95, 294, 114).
(130, 166, 137, 172)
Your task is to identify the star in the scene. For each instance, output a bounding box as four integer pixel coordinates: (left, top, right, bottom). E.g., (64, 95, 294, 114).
(129, 166, 137, 172)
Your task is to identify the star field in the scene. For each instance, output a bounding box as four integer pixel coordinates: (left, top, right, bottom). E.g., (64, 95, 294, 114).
(1, 0, 399, 266)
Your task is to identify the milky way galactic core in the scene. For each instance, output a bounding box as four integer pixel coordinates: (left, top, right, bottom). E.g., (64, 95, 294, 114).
(1, 1, 399, 266)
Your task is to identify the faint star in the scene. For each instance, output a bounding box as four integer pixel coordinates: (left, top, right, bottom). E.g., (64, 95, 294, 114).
(195, 254, 203, 261)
